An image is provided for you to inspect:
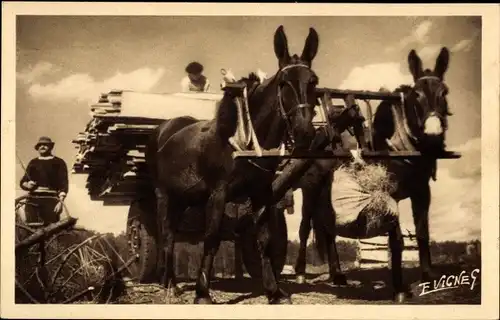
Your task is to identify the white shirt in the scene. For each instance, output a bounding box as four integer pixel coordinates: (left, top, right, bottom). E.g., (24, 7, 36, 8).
(181, 75, 211, 92)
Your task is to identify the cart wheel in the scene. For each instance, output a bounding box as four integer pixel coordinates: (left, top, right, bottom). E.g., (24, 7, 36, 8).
(126, 200, 157, 283)
(240, 207, 288, 279)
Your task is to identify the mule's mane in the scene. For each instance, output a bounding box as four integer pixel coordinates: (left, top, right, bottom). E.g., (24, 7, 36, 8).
(393, 84, 413, 96)
(241, 72, 260, 83)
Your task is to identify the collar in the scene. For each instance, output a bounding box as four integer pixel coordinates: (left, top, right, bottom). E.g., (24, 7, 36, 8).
(37, 156, 55, 160)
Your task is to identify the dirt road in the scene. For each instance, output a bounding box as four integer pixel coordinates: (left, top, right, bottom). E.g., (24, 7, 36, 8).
(117, 261, 481, 305)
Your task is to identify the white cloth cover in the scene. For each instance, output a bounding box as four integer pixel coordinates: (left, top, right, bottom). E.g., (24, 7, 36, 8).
(331, 168, 399, 239)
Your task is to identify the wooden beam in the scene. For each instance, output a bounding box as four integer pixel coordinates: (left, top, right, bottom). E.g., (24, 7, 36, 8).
(316, 88, 401, 101)
(232, 150, 461, 160)
(15, 218, 78, 252)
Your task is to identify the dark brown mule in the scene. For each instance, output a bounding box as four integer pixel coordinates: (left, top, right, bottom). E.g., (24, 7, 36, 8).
(292, 48, 452, 303)
(146, 25, 320, 304)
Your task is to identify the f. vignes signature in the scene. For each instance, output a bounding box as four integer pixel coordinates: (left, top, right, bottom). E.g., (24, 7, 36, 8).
(417, 269, 480, 296)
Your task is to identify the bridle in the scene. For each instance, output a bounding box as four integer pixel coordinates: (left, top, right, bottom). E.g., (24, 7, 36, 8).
(276, 63, 316, 146)
(400, 75, 449, 144)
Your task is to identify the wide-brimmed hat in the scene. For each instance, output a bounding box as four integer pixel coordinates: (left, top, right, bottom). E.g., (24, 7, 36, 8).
(185, 61, 204, 74)
(34, 136, 55, 150)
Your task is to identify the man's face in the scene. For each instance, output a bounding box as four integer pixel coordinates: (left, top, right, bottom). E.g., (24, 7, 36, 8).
(37, 144, 52, 156)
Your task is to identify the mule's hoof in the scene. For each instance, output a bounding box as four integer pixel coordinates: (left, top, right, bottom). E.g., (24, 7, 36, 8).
(269, 295, 292, 304)
(331, 274, 348, 286)
(194, 296, 213, 304)
(268, 288, 292, 304)
(296, 275, 306, 284)
(393, 291, 412, 304)
(168, 284, 183, 297)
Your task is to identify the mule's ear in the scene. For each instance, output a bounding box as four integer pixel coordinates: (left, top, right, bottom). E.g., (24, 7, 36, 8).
(408, 49, 423, 81)
(434, 47, 450, 80)
(300, 28, 319, 64)
(274, 25, 290, 66)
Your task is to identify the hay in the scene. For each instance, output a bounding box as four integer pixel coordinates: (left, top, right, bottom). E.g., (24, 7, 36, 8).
(335, 161, 399, 237)
(342, 162, 397, 212)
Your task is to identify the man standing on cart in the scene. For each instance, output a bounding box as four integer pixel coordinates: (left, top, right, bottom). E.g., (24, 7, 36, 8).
(19, 136, 69, 226)
(181, 61, 211, 93)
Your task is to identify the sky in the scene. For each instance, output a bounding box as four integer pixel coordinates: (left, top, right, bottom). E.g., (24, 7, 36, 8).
(14, 15, 482, 242)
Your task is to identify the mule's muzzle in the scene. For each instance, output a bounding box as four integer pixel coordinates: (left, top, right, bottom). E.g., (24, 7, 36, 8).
(293, 103, 316, 150)
(423, 113, 444, 136)
(421, 112, 446, 153)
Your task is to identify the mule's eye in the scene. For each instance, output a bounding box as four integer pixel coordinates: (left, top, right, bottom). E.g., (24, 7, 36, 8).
(416, 91, 425, 100)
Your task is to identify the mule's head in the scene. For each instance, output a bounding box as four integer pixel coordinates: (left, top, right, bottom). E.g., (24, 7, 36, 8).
(406, 47, 452, 153)
(273, 25, 319, 150)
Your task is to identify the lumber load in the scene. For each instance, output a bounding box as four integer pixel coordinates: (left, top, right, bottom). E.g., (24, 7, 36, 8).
(72, 90, 222, 205)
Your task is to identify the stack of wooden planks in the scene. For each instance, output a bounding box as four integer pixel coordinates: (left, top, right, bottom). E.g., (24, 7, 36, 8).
(72, 90, 221, 205)
(354, 234, 419, 270)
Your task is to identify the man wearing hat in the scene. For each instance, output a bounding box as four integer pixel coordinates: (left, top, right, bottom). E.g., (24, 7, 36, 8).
(181, 61, 211, 93)
(19, 136, 69, 225)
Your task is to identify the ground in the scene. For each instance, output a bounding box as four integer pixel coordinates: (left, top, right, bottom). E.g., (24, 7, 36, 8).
(115, 260, 481, 305)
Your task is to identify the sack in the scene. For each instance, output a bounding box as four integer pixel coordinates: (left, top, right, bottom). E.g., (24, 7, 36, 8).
(331, 164, 399, 239)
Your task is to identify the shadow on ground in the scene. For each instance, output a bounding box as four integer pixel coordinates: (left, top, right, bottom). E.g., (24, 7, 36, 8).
(186, 259, 480, 304)
(118, 258, 481, 305)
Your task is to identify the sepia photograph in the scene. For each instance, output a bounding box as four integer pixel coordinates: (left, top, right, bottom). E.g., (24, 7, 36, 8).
(2, 2, 499, 319)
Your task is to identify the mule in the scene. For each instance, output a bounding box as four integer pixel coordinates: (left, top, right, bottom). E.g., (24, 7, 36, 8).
(292, 47, 452, 303)
(146, 25, 320, 304)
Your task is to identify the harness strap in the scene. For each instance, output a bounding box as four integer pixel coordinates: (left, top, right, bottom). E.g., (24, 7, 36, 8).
(280, 64, 310, 72)
(417, 75, 441, 82)
(277, 88, 296, 146)
(228, 63, 314, 172)
(399, 92, 417, 143)
(390, 99, 417, 152)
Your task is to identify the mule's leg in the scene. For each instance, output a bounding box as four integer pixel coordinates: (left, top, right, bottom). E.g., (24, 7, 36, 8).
(234, 238, 244, 279)
(194, 185, 227, 304)
(410, 183, 435, 281)
(194, 237, 221, 304)
(318, 181, 348, 286)
(294, 212, 311, 284)
(155, 187, 181, 297)
(257, 208, 292, 304)
(325, 232, 348, 286)
(294, 188, 314, 284)
(388, 224, 410, 303)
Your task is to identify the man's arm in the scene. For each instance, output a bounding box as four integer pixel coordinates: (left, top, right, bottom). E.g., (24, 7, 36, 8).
(204, 79, 211, 92)
(19, 160, 35, 191)
(56, 158, 69, 200)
